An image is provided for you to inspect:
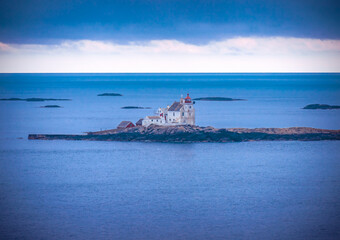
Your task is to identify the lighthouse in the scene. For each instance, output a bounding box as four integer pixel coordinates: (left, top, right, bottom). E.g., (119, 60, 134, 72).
(142, 94, 195, 127)
(181, 93, 195, 125)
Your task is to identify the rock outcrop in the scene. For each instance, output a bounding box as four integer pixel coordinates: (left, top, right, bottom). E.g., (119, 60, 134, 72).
(121, 106, 151, 109)
(97, 93, 122, 96)
(193, 97, 245, 101)
(28, 125, 340, 143)
(0, 98, 70, 102)
(303, 104, 340, 110)
(40, 105, 62, 108)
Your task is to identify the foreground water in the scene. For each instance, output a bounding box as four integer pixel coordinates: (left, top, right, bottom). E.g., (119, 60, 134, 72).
(0, 74, 339, 239)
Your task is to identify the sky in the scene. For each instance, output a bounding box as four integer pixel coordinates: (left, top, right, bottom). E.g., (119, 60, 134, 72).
(0, 0, 339, 72)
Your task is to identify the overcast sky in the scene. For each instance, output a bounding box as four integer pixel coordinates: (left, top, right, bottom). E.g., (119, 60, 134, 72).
(0, 0, 339, 72)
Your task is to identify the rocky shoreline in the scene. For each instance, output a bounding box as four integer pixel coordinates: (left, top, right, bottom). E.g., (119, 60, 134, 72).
(28, 125, 340, 143)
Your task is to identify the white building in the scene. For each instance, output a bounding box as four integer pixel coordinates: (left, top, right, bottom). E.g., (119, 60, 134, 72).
(142, 94, 195, 127)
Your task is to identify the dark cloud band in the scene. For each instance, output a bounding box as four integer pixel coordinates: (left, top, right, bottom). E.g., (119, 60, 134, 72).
(0, 0, 339, 43)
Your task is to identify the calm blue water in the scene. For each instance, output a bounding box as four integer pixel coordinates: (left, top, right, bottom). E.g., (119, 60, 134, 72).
(0, 74, 339, 239)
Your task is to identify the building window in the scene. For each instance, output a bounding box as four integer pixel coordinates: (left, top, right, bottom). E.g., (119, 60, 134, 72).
(182, 112, 184, 116)
(189, 106, 191, 109)
(173, 112, 175, 116)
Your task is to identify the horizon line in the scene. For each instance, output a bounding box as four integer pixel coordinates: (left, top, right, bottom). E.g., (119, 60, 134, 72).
(1, 72, 340, 74)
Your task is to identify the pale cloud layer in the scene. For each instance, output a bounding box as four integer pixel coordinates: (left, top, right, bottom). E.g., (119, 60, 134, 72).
(1, 37, 340, 72)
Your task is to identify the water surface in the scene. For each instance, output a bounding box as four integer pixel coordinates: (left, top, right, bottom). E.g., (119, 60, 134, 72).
(0, 74, 339, 239)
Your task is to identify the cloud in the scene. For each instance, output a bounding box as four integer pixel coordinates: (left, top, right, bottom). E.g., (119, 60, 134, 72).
(2, 37, 340, 55)
(0, 42, 13, 51)
(208, 38, 340, 55)
(0, 37, 340, 72)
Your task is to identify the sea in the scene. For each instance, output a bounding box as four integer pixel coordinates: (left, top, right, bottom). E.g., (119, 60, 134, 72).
(0, 73, 339, 239)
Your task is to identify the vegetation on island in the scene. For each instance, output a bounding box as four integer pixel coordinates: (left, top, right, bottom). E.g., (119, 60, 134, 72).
(0, 98, 71, 102)
(303, 104, 340, 110)
(121, 106, 151, 109)
(97, 93, 122, 96)
(193, 97, 245, 101)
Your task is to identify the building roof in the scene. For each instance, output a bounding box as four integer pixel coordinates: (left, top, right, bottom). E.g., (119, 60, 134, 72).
(135, 118, 143, 125)
(147, 116, 161, 119)
(117, 121, 135, 128)
(168, 101, 183, 111)
(185, 93, 192, 103)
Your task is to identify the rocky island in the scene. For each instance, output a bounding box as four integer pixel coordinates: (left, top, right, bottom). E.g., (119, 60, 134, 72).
(40, 105, 62, 108)
(193, 97, 245, 101)
(97, 93, 122, 96)
(303, 104, 340, 110)
(28, 125, 340, 143)
(0, 98, 70, 102)
(121, 106, 151, 109)
(28, 94, 340, 143)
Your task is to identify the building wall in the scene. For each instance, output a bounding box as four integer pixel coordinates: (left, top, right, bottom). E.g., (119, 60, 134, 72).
(182, 103, 195, 125)
(168, 111, 181, 123)
(142, 118, 165, 127)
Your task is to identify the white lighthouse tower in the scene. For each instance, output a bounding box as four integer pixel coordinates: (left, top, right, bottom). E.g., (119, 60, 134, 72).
(180, 93, 195, 125)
